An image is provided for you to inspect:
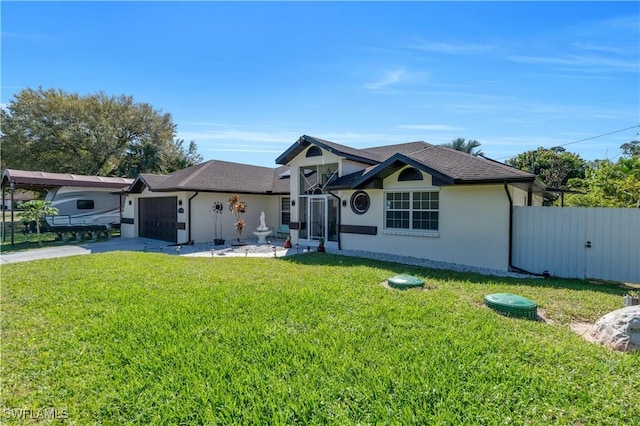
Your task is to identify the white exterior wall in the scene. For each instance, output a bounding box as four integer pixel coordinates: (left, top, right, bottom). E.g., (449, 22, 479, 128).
(122, 189, 284, 243)
(339, 168, 515, 271)
(189, 192, 282, 244)
(121, 190, 185, 240)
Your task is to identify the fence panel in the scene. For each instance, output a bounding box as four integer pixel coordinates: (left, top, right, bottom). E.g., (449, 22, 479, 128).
(513, 207, 639, 283)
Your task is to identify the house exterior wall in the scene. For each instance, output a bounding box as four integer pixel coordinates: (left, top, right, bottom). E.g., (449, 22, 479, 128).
(337, 167, 515, 271)
(189, 192, 281, 244)
(123, 189, 284, 244)
(121, 190, 185, 240)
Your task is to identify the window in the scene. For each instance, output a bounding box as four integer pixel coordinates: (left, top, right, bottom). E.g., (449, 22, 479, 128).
(350, 191, 370, 215)
(281, 197, 290, 225)
(385, 191, 439, 231)
(398, 167, 423, 181)
(306, 146, 322, 157)
(77, 200, 94, 210)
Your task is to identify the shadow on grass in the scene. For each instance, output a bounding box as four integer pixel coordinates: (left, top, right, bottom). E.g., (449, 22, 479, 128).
(0, 231, 120, 253)
(277, 252, 635, 296)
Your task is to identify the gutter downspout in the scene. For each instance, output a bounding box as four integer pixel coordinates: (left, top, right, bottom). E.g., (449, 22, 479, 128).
(504, 182, 547, 277)
(188, 191, 199, 243)
(328, 190, 342, 250)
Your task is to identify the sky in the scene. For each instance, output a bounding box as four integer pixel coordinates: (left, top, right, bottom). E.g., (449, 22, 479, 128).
(2, 1, 639, 168)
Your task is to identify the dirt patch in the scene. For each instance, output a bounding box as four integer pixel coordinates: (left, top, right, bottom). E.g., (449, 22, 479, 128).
(570, 322, 598, 343)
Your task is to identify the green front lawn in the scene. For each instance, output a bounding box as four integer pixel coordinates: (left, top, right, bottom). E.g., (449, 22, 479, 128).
(2, 253, 638, 424)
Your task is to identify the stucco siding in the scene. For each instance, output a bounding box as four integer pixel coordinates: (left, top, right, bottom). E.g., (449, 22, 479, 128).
(339, 184, 511, 271)
(123, 190, 282, 244)
(189, 193, 280, 244)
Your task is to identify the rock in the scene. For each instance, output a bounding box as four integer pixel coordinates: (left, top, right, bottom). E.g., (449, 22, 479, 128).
(591, 306, 640, 352)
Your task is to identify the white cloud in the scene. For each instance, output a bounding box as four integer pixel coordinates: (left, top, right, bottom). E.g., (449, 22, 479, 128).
(177, 129, 300, 145)
(508, 54, 638, 73)
(365, 68, 407, 90)
(409, 39, 494, 55)
(396, 124, 460, 131)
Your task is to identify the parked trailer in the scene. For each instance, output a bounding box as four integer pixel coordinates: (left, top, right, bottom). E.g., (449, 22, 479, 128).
(45, 186, 125, 230)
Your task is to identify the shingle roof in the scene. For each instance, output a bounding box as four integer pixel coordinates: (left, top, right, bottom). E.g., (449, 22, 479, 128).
(278, 136, 540, 188)
(404, 144, 536, 183)
(128, 160, 290, 194)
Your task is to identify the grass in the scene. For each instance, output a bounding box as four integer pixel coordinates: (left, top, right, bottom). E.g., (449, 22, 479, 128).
(2, 252, 639, 425)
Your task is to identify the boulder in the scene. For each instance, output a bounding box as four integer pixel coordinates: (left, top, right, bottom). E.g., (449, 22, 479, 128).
(591, 306, 640, 352)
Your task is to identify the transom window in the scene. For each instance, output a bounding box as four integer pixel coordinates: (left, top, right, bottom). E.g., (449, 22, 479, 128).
(385, 191, 439, 231)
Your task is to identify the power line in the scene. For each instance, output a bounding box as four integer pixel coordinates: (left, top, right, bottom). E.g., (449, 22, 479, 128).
(497, 124, 640, 160)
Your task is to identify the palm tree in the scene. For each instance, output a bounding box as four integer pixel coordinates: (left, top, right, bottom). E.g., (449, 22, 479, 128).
(441, 138, 484, 156)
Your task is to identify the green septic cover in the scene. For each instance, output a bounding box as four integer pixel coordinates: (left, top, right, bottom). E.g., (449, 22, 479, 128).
(387, 275, 424, 289)
(484, 293, 538, 320)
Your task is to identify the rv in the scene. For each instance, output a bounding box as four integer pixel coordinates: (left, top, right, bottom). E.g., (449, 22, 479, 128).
(45, 186, 125, 230)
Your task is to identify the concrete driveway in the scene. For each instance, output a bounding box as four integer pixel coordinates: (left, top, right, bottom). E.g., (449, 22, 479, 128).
(0, 237, 184, 264)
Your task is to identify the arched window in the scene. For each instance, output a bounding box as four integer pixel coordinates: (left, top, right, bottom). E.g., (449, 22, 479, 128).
(306, 146, 322, 157)
(398, 167, 423, 181)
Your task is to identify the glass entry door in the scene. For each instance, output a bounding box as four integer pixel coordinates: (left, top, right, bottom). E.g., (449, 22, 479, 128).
(309, 196, 325, 241)
(299, 195, 338, 248)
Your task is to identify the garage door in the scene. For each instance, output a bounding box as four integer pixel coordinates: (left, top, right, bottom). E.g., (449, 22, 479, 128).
(139, 197, 178, 243)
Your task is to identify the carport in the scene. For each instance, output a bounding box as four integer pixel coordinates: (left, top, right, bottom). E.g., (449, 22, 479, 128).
(1, 169, 132, 246)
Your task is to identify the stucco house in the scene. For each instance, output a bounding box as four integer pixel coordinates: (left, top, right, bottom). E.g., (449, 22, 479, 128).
(122, 135, 546, 271)
(275, 135, 546, 271)
(121, 160, 290, 244)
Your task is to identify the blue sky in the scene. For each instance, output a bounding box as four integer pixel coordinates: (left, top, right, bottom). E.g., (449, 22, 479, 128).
(2, 1, 639, 168)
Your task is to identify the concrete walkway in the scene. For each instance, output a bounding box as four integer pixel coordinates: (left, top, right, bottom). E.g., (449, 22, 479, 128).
(0, 237, 296, 264)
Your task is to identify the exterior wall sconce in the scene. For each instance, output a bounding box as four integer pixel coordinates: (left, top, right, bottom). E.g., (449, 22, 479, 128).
(342, 200, 347, 207)
(291, 200, 296, 206)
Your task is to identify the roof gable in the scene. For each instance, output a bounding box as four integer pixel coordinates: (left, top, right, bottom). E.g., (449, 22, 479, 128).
(276, 135, 381, 166)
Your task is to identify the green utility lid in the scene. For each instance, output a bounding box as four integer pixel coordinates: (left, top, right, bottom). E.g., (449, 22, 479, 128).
(484, 293, 538, 320)
(387, 275, 424, 290)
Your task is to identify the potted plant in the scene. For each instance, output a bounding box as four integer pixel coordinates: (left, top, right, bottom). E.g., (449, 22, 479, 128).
(284, 235, 292, 248)
(210, 201, 225, 245)
(317, 237, 326, 253)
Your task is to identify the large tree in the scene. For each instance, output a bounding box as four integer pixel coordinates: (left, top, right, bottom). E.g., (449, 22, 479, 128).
(441, 138, 484, 156)
(506, 146, 587, 188)
(1, 87, 202, 177)
(564, 151, 640, 208)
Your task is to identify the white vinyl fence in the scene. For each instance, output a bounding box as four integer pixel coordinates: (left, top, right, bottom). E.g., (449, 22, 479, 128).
(513, 207, 639, 283)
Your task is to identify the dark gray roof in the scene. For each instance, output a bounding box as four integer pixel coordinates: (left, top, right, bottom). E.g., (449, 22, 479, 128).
(128, 160, 290, 195)
(278, 136, 541, 188)
(405, 144, 536, 183)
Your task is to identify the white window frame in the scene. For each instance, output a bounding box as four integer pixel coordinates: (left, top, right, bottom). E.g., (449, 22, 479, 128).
(383, 189, 440, 237)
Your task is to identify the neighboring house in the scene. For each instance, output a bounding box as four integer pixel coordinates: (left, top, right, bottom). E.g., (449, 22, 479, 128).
(275, 135, 547, 271)
(122, 160, 290, 244)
